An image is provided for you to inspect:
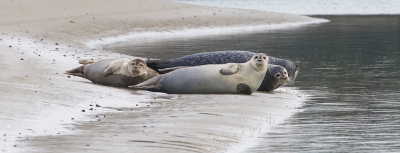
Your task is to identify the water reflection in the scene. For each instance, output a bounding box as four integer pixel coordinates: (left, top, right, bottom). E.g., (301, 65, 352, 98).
(104, 15, 400, 152)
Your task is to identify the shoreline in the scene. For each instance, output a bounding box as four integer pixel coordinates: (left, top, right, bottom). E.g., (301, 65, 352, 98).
(1, 0, 315, 152)
(86, 18, 328, 49)
(0, 0, 327, 50)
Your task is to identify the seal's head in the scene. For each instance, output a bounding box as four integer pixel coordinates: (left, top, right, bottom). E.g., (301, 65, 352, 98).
(270, 65, 290, 84)
(283, 62, 298, 80)
(278, 60, 298, 80)
(250, 53, 269, 72)
(128, 59, 148, 76)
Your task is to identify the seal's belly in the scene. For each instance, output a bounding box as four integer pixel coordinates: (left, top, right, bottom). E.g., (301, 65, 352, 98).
(84, 59, 141, 87)
(159, 65, 257, 94)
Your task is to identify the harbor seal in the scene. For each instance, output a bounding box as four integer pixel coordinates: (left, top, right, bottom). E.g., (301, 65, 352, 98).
(129, 53, 269, 95)
(145, 50, 298, 91)
(258, 64, 290, 92)
(65, 58, 159, 87)
(146, 51, 298, 80)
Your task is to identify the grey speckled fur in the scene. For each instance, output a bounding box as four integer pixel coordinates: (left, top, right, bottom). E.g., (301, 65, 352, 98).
(82, 59, 158, 87)
(146, 50, 298, 91)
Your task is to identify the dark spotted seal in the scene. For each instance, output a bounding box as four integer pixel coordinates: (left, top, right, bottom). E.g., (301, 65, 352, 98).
(258, 64, 290, 92)
(146, 50, 298, 91)
(129, 53, 269, 95)
(65, 58, 158, 87)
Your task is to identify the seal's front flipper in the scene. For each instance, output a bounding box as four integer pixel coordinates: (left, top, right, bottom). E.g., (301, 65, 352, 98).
(158, 66, 189, 74)
(220, 63, 239, 75)
(237, 83, 252, 95)
(129, 75, 163, 90)
(103, 66, 117, 76)
(103, 60, 127, 76)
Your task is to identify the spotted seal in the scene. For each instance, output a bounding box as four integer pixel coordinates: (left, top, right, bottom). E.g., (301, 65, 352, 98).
(65, 58, 158, 87)
(146, 50, 298, 91)
(130, 53, 269, 95)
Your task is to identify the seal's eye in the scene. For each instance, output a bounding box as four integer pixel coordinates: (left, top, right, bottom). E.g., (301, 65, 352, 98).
(254, 56, 258, 59)
(276, 74, 280, 77)
(132, 63, 135, 65)
(263, 56, 266, 60)
(139, 64, 143, 66)
(284, 72, 287, 74)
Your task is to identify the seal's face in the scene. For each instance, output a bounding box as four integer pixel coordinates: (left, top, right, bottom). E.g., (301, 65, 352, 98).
(285, 63, 298, 80)
(250, 53, 269, 71)
(274, 69, 290, 83)
(129, 59, 147, 76)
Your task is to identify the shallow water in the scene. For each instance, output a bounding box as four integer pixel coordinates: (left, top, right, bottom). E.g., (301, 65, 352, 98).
(104, 15, 400, 152)
(170, 0, 400, 15)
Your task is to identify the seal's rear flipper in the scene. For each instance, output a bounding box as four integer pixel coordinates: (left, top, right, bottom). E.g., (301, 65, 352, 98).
(146, 85, 162, 92)
(158, 66, 188, 74)
(237, 83, 252, 95)
(129, 75, 163, 90)
(145, 59, 171, 71)
(78, 59, 94, 64)
(64, 65, 88, 77)
(129, 85, 153, 90)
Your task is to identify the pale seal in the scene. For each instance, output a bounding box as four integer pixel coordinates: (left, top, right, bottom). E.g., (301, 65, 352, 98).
(145, 50, 298, 91)
(258, 64, 290, 92)
(65, 58, 158, 87)
(129, 53, 269, 95)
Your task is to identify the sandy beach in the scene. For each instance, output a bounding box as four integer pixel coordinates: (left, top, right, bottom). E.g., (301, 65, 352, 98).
(1, 0, 319, 152)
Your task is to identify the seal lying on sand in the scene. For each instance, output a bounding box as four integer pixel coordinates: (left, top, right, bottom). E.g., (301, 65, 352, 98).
(65, 58, 158, 87)
(155, 64, 290, 92)
(129, 53, 269, 95)
(258, 65, 290, 92)
(145, 50, 297, 91)
(146, 50, 298, 80)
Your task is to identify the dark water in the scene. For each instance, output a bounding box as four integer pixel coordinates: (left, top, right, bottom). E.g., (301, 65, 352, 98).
(104, 15, 400, 152)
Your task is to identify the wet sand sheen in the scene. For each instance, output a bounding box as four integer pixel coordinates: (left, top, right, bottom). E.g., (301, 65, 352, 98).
(0, 0, 317, 152)
(25, 91, 305, 153)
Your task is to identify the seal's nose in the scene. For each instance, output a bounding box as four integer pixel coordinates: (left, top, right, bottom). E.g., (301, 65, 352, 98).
(283, 77, 288, 80)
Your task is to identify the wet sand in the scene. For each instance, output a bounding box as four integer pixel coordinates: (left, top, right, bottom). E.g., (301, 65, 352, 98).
(1, 0, 313, 152)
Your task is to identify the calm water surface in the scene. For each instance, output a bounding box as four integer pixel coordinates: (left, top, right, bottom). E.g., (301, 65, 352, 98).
(104, 15, 400, 152)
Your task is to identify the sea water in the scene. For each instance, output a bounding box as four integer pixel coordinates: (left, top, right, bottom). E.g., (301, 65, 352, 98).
(102, 0, 400, 152)
(170, 0, 400, 15)
(104, 15, 400, 152)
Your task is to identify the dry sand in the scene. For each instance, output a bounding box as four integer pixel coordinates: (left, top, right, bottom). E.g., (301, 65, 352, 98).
(1, 0, 317, 152)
